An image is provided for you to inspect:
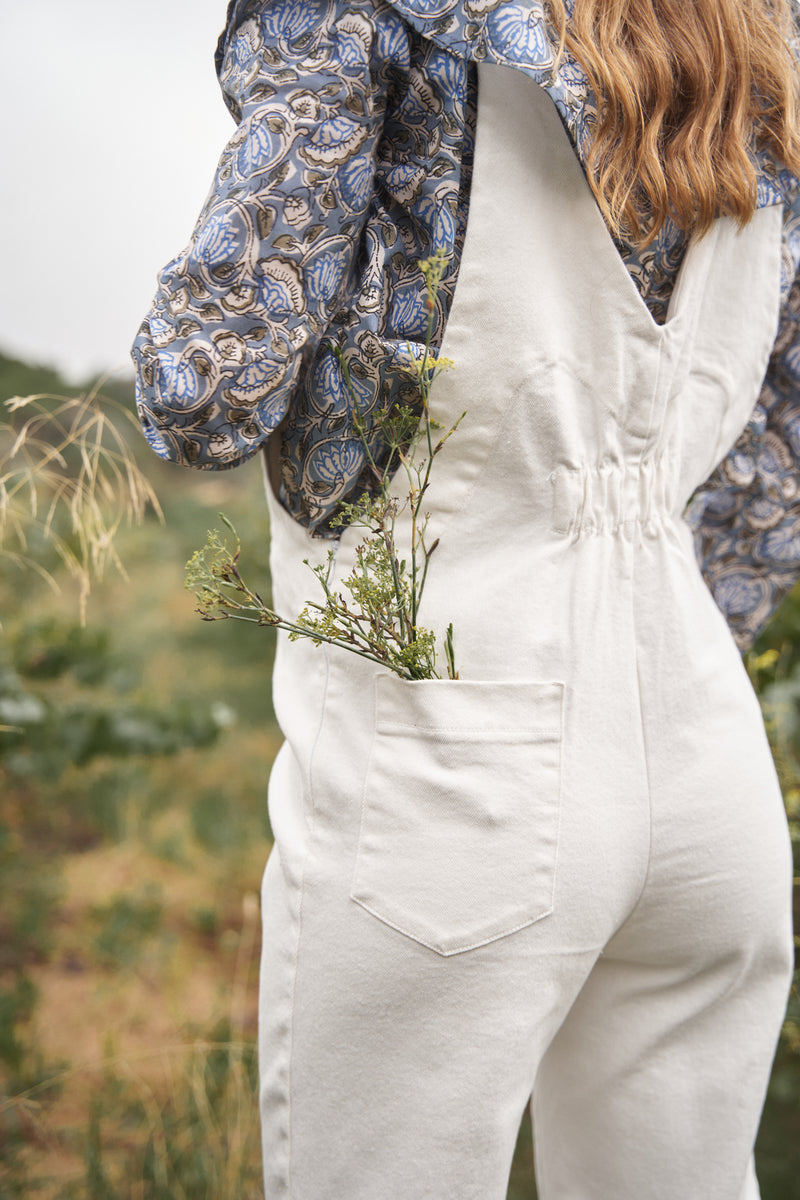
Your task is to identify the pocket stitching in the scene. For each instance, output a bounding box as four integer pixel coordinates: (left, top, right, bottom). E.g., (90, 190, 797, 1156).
(376, 723, 561, 736)
(350, 676, 566, 956)
(350, 893, 556, 957)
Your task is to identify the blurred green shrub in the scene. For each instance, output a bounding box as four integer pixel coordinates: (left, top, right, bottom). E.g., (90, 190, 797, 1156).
(90, 886, 165, 968)
(1, 620, 224, 781)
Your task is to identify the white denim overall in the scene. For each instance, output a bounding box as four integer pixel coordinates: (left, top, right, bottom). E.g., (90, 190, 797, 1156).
(259, 64, 795, 1200)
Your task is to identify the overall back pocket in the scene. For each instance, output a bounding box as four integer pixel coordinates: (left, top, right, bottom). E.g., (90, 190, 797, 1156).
(350, 675, 565, 956)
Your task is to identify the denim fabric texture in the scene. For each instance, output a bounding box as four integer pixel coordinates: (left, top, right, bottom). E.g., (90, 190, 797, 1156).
(254, 64, 794, 1199)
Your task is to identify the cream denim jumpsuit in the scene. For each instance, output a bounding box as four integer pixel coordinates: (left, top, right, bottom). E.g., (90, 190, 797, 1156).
(259, 65, 795, 1199)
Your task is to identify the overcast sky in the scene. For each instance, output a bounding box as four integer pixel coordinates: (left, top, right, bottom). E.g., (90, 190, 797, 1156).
(1, 0, 235, 383)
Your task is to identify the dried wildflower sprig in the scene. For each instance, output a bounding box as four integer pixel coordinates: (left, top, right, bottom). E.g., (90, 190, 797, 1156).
(186, 251, 464, 681)
(0, 382, 163, 621)
(186, 515, 439, 676)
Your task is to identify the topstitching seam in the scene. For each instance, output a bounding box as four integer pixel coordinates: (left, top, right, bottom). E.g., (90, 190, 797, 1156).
(285, 639, 331, 1196)
(619, 622, 656, 935)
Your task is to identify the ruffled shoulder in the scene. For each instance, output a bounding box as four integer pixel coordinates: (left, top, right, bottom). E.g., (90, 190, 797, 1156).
(384, 0, 595, 147)
(380, 0, 559, 69)
(215, 0, 562, 72)
(215, 0, 249, 78)
(214, 0, 589, 135)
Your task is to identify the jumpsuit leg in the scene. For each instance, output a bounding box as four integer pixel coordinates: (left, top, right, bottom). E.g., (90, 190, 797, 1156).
(532, 922, 792, 1200)
(532, 543, 794, 1200)
(259, 836, 594, 1200)
(258, 567, 654, 1200)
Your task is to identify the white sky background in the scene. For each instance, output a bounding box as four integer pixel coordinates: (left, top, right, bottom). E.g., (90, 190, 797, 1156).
(1, 0, 235, 383)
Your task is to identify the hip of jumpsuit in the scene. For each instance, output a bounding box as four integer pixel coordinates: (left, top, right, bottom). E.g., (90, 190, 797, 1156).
(258, 64, 795, 1200)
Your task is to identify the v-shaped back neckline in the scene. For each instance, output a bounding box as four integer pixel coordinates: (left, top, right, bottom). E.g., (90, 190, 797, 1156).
(385, 0, 758, 332)
(509, 63, 717, 344)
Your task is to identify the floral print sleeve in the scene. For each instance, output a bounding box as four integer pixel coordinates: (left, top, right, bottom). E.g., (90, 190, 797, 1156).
(132, 0, 474, 534)
(132, 0, 401, 471)
(685, 192, 800, 651)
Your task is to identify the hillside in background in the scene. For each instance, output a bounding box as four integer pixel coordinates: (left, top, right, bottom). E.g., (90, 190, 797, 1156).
(0, 349, 278, 1197)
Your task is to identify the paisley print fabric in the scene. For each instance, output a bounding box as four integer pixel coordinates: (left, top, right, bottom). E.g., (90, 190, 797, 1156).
(132, 0, 800, 647)
(685, 203, 800, 649)
(134, 0, 475, 533)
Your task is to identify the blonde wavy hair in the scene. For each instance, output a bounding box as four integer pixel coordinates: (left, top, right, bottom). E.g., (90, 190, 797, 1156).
(549, 0, 800, 246)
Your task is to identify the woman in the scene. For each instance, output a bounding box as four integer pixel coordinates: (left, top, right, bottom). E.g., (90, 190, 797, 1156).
(133, 0, 800, 1195)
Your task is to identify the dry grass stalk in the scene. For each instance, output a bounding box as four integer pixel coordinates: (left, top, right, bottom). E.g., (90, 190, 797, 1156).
(1, 893, 262, 1198)
(0, 378, 162, 621)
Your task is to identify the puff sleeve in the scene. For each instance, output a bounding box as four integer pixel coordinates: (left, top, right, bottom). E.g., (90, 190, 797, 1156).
(131, 0, 404, 471)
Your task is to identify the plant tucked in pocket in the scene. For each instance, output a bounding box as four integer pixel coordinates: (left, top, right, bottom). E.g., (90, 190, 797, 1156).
(186, 252, 463, 682)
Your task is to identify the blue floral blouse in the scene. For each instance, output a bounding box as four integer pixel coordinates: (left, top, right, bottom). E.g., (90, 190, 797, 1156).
(131, 0, 800, 650)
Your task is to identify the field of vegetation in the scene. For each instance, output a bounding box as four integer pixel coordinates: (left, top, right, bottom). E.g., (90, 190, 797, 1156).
(0, 351, 797, 1199)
